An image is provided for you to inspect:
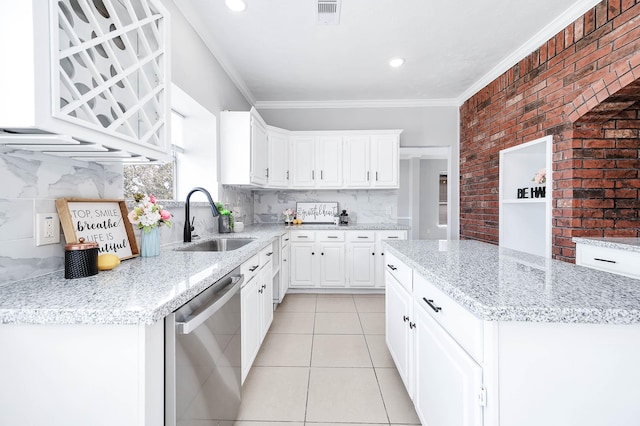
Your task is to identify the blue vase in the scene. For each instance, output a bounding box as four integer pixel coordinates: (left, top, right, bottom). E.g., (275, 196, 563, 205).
(141, 227, 160, 257)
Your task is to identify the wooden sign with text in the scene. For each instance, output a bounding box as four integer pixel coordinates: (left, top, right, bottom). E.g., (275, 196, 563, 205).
(517, 186, 546, 199)
(56, 199, 139, 260)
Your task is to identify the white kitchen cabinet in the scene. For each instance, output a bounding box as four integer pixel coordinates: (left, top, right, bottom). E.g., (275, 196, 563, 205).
(575, 241, 640, 280)
(290, 134, 343, 188)
(346, 232, 376, 287)
(315, 135, 343, 188)
(344, 132, 401, 189)
(0, 321, 164, 426)
(290, 231, 346, 288)
(267, 127, 290, 187)
(290, 135, 316, 188)
(375, 230, 407, 286)
(499, 135, 552, 257)
(220, 107, 269, 186)
(241, 270, 260, 383)
(318, 237, 346, 287)
(414, 303, 484, 426)
(385, 270, 415, 397)
(0, 0, 171, 162)
(240, 246, 274, 383)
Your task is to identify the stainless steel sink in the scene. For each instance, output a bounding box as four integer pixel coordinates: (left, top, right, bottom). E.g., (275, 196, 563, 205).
(177, 238, 256, 252)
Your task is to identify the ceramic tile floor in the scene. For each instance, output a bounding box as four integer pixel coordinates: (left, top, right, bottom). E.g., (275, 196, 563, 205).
(236, 293, 421, 426)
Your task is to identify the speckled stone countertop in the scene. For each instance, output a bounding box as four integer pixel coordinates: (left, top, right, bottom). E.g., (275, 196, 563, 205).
(279, 223, 409, 231)
(0, 223, 406, 326)
(573, 237, 640, 254)
(385, 240, 640, 324)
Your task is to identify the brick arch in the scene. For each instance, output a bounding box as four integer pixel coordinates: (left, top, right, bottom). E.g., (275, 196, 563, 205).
(552, 68, 640, 262)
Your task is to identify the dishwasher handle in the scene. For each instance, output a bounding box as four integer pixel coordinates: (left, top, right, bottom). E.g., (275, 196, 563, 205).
(176, 274, 244, 335)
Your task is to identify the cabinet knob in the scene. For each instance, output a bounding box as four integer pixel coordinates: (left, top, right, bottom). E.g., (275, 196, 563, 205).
(409, 322, 416, 329)
(403, 315, 409, 322)
(321, 252, 324, 255)
(372, 252, 375, 255)
(312, 252, 315, 255)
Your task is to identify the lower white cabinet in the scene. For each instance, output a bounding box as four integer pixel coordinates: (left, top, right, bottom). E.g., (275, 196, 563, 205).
(414, 301, 483, 426)
(240, 246, 274, 383)
(385, 271, 415, 396)
(289, 229, 406, 290)
(575, 241, 640, 279)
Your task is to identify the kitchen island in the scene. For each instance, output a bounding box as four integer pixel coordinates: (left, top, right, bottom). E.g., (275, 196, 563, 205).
(384, 239, 640, 426)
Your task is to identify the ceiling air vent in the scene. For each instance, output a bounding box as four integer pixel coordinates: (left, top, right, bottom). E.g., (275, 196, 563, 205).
(317, 0, 341, 25)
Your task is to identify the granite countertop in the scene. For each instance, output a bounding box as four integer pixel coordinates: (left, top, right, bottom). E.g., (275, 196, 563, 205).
(385, 240, 640, 325)
(573, 237, 640, 254)
(281, 223, 409, 231)
(0, 223, 406, 326)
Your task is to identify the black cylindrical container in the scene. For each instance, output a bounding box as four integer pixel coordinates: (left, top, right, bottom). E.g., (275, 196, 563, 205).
(65, 238, 99, 279)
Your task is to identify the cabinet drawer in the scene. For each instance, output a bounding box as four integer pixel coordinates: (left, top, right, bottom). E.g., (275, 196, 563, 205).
(377, 230, 407, 241)
(576, 244, 640, 280)
(241, 254, 261, 285)
(281, 232, 290, 247)
(385, 252, 412, 292)
(317, 231, 345, 242)
(260, 244, 275, 266)
(413, 272, 484, 362)
(290, 231, 316, 242)
(346, 231, 375, 242)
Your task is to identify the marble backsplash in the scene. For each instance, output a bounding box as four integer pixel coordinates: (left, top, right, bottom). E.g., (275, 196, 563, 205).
(253, 189, 398, 224)
(0, 148, 254, 286)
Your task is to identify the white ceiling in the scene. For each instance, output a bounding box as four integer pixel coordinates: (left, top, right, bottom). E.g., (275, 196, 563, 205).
(174, 0, 600, 108)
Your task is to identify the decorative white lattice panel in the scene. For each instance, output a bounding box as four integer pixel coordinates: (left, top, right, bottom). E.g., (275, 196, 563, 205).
(53, 0, 167, 149)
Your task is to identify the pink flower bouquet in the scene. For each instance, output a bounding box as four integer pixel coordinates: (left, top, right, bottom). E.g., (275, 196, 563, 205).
(128, 193, 172, 233)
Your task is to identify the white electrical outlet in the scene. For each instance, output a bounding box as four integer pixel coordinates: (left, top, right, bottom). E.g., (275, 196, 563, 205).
(36, 213, 60, 246)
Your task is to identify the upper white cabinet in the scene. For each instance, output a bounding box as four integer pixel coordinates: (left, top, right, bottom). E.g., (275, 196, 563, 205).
(344, 132, 400, 188)
(220, 107, 269, 186)
(0, 0, 171, 162)
(291, 134, 343, 189)
(499, 135, 552, 257)
(219, 110, 402, 190)
(267, 126, 289, 187)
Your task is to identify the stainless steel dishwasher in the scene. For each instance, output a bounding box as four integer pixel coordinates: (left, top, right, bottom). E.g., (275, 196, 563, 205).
(165, 267, 244, 426)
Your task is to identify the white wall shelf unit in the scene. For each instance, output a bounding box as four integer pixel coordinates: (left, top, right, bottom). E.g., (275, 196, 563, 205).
(0, 0, 171, 162)
(499, 135, 552, 258)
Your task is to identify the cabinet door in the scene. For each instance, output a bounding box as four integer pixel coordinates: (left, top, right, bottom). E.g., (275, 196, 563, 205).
(347, 243, 376, 287)
(316, 136, 343, 188)
(279, 243, 290, 302)
(290, 243, 317, 287)
(259, 265, 273, 339)
(250, 116, 269, 186)
(343, 136, 371, 188)
(291, 136, 316, 188)
(268, 130, 289, 187)
(372, 135, 399, 188)
(385, 272, 414, 396)
(414, 304, 483, 426)
(241, 277, 261, 383)
(319, 243, 346, 287)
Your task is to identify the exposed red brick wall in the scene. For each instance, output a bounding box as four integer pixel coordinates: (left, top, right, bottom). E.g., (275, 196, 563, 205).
(460, 0, 640, 262)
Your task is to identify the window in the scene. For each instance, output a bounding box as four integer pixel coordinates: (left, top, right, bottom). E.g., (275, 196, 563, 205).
(438, 173, 448, 226)
(123, 84, 217, 201)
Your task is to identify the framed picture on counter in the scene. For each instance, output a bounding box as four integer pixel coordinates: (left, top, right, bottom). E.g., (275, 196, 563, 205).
(56, 198, 140, 259)
(295, 202, 338, 223)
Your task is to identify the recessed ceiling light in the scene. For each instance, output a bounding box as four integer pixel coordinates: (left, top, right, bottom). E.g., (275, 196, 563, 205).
(389, 58, 405, 68)
(225, 0, 247, 12)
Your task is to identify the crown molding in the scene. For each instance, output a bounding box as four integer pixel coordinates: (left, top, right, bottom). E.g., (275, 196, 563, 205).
(255, 98, 459, 109)
(456, 0, 601, 106)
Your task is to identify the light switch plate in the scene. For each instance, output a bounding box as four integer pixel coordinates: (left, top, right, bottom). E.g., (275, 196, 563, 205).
(36, 213, 60, 246)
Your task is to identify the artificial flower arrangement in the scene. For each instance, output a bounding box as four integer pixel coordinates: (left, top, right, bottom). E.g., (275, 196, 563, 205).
(128, 193, 172, 233)
(215, 201, 234, 231)
(282, 208, 295, 223)
(532, 169, 546, 185)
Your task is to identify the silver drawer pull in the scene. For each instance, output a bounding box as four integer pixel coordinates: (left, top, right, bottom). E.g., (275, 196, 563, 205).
(328, 236, 338, 239)
(266, 252, 273, 256)
(388, 236, 398, 239)
(249, 265, 259, 272)
(297, 236, 309, 239)
(423, 297, 442, 313)
(594, 258, 616, 264)
(357, 236, 369, 239)
(387, 264, 397, 271)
